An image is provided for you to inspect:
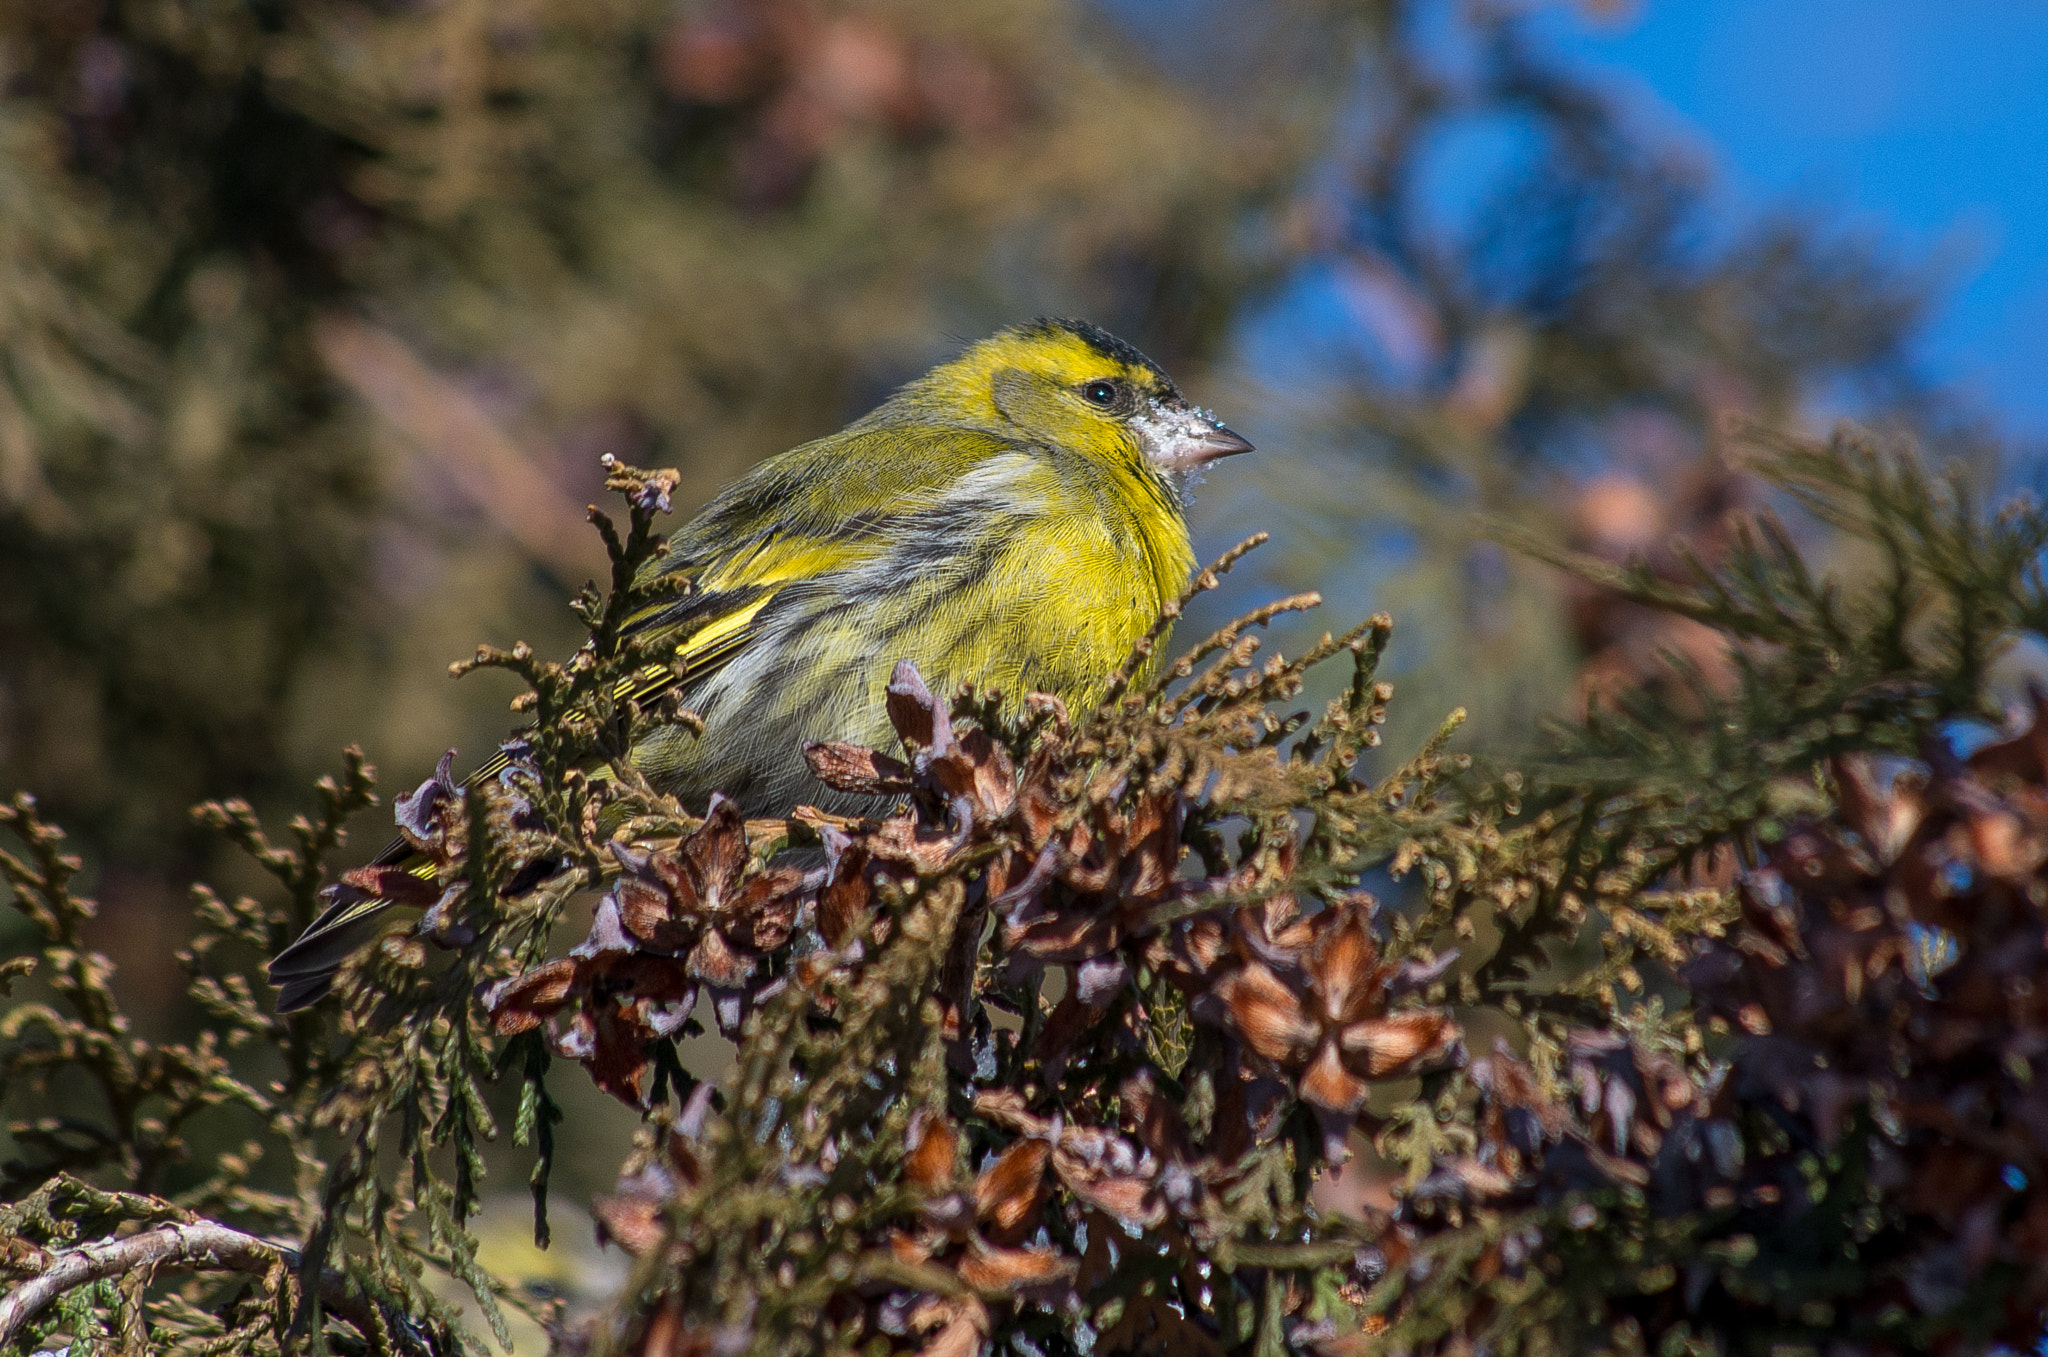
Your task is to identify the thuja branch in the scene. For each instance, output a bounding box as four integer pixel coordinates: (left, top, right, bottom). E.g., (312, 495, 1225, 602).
(0, 1221, 413, 1352)
(13, 431, 2048, 1357)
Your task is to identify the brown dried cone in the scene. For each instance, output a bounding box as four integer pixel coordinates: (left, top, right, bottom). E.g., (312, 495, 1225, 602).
(484, 796, 807, 1105)
(1341, 720, 2048, 1351)
(1349, 721, 2047, 1350)
(806, 666, 1183, 983)
(476, 653, 1481, 1354)
(485, 661, 1025, 1115)
(884, 1108, 1076, 1302)
(599, 1101, 1077, 1357)
(592, 1104, 710, 1261)
(1203, 900, 1459, 1152)
(1280, 1027, 1721, 1357)
(808, 664, 1459, 1103)
(804, 663, 1025, 1052)
(1658, 730, 2048, 1337)
(805, 663, 1226, 1080)
(1288, 712, 2048, 1355)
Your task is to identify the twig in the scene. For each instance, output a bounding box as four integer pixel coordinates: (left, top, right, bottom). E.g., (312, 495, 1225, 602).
(0, 1221, 400, 1349)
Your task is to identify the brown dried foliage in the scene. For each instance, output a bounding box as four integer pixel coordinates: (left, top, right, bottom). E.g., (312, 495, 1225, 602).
(482, 594, 1470, 1353)
(16, 437, 2048, 1357)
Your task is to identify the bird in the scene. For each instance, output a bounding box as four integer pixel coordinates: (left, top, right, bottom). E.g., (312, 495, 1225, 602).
(267, 318, 1252, 1010)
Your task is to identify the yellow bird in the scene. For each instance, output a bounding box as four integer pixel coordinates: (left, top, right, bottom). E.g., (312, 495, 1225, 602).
(268, 319, 1251, 1009)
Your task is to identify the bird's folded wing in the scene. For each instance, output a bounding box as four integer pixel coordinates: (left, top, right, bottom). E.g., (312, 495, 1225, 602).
(615, 422, 1029, 711)
(272, 425, 1025, 1006)
(291, 425, 1024, 894)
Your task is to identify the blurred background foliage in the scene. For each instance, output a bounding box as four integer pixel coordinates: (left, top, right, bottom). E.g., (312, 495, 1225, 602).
(0, 0, 2013, 1321)
(0, 0, 1314, 890)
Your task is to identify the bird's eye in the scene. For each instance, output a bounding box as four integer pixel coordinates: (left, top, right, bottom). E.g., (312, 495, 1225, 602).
(1081, 380, 1121, 409)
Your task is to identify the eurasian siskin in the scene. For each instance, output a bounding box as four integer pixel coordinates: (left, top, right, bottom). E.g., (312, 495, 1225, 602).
(268, 318, 1251, 1008)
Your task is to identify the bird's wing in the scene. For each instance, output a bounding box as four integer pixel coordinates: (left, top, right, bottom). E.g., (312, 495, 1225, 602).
(333, 426, 1027, 852)
(615, 422, 1024, 707)
(270, 423, 1026, 1008)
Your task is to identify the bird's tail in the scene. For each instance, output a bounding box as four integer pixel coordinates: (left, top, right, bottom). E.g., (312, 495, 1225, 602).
(267, 841, 429, 1012)
(268, 737, 629, 1011)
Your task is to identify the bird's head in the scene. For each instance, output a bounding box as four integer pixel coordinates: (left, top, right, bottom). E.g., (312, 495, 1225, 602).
(909, 318, 1253, 480)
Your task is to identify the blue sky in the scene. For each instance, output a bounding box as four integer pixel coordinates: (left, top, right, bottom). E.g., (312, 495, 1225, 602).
(1535, 0, 2048, 439)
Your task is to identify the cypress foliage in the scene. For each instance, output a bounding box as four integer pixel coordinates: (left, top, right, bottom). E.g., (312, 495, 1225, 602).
(8, 429, 2048, 1356)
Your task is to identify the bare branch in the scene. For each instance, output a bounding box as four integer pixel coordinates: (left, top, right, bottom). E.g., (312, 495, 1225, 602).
(0, 1221, 400, 1350)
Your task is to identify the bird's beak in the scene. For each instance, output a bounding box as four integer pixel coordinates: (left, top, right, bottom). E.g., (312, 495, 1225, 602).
(1136, 402, 1256, 474)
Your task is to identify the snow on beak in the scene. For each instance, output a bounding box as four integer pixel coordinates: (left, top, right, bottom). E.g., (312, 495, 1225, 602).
(1135, 399, 1255, 473)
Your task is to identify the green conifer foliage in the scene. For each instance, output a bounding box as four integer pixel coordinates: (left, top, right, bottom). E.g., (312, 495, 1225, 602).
(3, 2, 2038, 1354)
(9, 434, 2048, 1355)
(0, 0, 1303, 883)
(0, 0, 1951, 894)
